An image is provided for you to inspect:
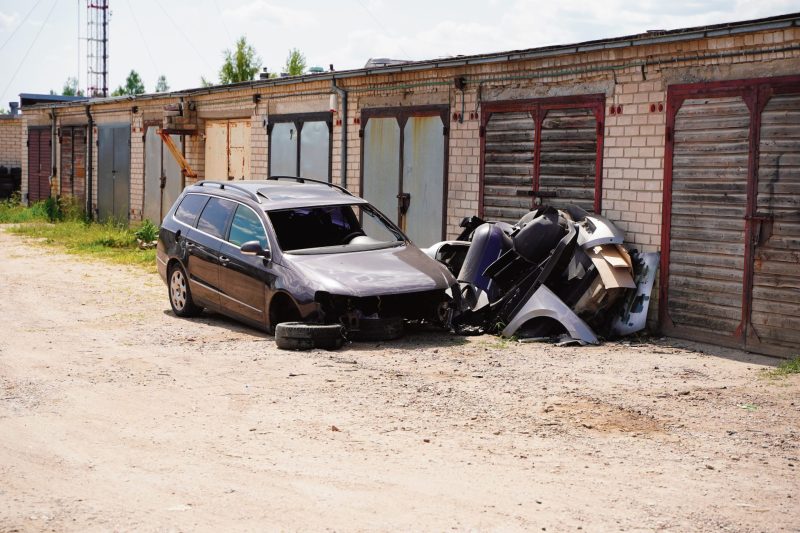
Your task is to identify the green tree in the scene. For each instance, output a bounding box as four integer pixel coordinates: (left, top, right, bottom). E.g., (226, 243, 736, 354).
(154, 75, 169, 92)
(62, 77, 83, 96)
(219, 36, 262, 84)
(284, 48, 306, 76)
(200, 76, 215, 88)
(111, 70, 146, 96)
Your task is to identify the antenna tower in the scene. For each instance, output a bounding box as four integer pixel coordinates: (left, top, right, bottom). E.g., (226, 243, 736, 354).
(87, 0, 109, 97)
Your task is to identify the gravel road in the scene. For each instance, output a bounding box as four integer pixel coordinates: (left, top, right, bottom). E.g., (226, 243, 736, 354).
(0, 229, 797, 532)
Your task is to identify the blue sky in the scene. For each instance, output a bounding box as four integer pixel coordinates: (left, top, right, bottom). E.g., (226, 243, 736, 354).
(0, 0, 798, 107)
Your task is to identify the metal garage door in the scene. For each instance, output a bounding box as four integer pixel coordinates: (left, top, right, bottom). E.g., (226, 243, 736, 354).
(268, 112, 332, 180)
(361, 107, 448, 247)
(204, 119, 251, 180)
(97, 124, 130, 223)
(143, 126, 183, 224)
(481, 95, 604, 223)
(59, 126, 86, 200)
(662, 76, 800, 358)
(27, 127, 51, 203)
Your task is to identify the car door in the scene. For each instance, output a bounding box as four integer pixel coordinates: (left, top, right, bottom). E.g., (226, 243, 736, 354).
(218, 203, 275, 326)
(188, 197, 237, 309)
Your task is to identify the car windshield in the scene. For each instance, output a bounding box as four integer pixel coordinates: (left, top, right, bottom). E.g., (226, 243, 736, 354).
(267, 203, 404, 254)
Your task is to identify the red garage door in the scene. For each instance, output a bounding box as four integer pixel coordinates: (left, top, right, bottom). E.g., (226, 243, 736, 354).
(480, 95, 604, 222)
(661, 75, 800, 358)
(27, 127, 51, 203)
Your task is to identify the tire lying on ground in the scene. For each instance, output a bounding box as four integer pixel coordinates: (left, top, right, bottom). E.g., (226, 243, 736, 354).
(274, 322, 345, 351)
(349, 317, 405, 342)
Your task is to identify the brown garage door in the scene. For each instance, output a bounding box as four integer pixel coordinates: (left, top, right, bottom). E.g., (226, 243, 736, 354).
(480, 95, 604, 223)
(661, 76, 800, 358)
(60, 126, 86, 200)
(27, 127, 51, 203)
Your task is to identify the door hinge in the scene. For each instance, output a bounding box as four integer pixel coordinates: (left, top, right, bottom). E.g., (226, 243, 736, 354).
(358, 128, 364, 138)
(596, 121, 603, 136)
(442, 126, 449, 136)
(665, 126, 672, 142)
(26, 139, 29, 147)
(479, 125, 486, 137)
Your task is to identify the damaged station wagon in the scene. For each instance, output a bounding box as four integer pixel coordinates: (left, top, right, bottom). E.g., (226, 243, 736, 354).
(157, 178, 459, 341)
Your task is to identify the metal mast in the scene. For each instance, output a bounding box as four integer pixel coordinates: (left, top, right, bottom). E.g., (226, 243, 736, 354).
(87, 0, 109, 97)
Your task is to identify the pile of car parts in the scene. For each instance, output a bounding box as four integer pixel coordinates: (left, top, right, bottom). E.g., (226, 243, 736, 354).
(425, 206, 659, 345)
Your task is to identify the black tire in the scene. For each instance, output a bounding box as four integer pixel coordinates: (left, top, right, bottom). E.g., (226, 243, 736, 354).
(349, 317, 405, 342)
(275, 322, 345, 351)
(168, 263, 202, 318)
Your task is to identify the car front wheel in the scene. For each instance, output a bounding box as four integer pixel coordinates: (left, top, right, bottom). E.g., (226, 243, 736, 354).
(169, 264, 202, 317)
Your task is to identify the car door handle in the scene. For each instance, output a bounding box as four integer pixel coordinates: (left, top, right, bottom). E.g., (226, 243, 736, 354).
(219, 255, 230, 266)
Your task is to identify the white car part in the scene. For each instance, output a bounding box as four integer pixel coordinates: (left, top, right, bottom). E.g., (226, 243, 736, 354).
(501, 285, 599, 345)
(611, 252, 660, 336)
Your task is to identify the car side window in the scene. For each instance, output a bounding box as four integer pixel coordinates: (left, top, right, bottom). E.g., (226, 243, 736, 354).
(228, 205, 268, 249)
(196, 197, 237, 239)
(174, 194, 209, 227)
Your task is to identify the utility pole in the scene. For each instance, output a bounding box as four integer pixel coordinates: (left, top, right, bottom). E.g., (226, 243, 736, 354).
(87, 0, 109, 97)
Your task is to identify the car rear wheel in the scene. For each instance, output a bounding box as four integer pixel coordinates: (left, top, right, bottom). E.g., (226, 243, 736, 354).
(349, 317, 405, 342)
(275, 322, 345, 351)
(169, 264, 202, 318)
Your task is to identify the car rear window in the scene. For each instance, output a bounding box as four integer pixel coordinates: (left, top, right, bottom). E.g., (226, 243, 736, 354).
(174, 194, 209, 226)
(196, 197, 237, 239)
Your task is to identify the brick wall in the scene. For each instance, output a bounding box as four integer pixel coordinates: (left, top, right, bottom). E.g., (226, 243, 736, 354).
(0, 117, 23, 168)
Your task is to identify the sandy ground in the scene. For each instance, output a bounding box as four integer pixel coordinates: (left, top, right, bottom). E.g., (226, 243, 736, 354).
(0, 229, 798, 532)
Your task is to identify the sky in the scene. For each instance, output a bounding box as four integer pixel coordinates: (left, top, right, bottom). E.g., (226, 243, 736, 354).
(0, 0, 798, 107)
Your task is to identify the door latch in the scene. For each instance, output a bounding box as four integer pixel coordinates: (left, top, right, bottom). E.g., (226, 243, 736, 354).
(397, 192, 411, 215)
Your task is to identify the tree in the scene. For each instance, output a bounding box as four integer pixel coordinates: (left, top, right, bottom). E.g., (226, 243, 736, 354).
(284, 48, 307, 76)
(155, 75, 169, 92)
(200, 76, 214, 88)
(111, 70, 146, 96)
(219, 36, 262, 84)
(62, 77, 83, 96)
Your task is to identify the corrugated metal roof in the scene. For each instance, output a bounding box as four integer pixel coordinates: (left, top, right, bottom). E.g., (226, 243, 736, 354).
(22, 12, 800, 110)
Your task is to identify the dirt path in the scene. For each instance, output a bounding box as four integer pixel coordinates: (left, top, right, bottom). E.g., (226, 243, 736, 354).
(0, 229, 797, 532)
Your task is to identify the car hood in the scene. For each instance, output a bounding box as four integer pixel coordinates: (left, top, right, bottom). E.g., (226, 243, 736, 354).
(281, 244, 456, 297)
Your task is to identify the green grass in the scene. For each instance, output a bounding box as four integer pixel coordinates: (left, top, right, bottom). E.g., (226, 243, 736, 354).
(3, 201, 157, 272)
(764, 356, 800, 378)
(0, 199, 49, 223)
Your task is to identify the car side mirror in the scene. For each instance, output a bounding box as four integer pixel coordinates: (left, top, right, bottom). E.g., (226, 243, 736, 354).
(240, 240, 271, 260)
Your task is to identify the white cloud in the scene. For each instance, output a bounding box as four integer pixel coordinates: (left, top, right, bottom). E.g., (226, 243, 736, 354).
(224, 0, 318, 28)
(0, 10, 18, 31)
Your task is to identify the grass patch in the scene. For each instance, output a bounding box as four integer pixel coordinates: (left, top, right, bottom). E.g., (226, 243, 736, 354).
(0, 198, 49, 223)
(764, 356, 800, 378)
(6, 219, 157, 272)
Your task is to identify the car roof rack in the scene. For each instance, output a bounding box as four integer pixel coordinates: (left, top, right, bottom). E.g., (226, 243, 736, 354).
(194, 180, 262, 204)
(266, 175, 354, 196)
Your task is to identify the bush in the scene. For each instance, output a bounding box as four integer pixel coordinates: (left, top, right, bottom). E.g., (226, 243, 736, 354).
(134, 219, 159, 243)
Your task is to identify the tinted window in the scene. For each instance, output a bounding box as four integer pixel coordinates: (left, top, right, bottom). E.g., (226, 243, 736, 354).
(196, 197, 236, 239)
(228, 205, 268, 249)
(174, 194, 209, 226)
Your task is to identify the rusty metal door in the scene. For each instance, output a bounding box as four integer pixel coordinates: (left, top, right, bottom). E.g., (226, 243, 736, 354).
(539, 108, 598, 212)
(748, 89, 800, 356)
(480, 95, 605, 223)
(59, 126, 86, 201)
(403, 115, 445, 246)
(27, 127, 51, 203)
(204, 120, 251, 180)
(661, 76, 800, 358)
(205, 121, 228, 180)
(361, 117, 400, 235)
(663, 96, 750, 347)
(228, 120, 251, 180)
(144, 126, 183, 224)
(97, 124, 130, 222)
(482, 112, 536, 222)
(361, 107, 448, 246)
